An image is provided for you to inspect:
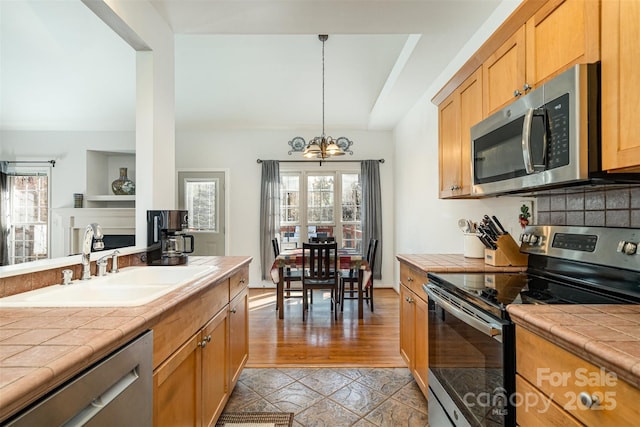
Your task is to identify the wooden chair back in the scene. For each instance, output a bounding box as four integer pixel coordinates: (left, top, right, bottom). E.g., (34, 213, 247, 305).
(303, 242, 338, 282)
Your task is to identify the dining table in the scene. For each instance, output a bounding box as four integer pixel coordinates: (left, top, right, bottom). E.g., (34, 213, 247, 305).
(270, 247, 372, 319)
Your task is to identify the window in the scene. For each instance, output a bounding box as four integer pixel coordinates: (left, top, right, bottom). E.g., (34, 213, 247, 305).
(279, 171, 361, 252)
(185, 179, 218, 231)
(7, 170, 50, 264)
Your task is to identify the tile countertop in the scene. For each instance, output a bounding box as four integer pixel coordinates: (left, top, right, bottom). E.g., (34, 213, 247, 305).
(508, 305, 640, 389)
(396, 253, 527, 273)
(0, 256, 252, 422)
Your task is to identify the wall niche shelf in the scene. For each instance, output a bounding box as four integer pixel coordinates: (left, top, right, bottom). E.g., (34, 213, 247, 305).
(85, 150, 136, 208)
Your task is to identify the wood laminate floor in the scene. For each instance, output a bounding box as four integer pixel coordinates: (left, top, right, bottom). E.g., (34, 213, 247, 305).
(247, 288, 406, 367)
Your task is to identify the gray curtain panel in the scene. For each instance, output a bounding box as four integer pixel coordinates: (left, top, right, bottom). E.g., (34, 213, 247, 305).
(361, 160, 382, 279)
(259, 160, 280, 280)
(0, 162, 9, 266)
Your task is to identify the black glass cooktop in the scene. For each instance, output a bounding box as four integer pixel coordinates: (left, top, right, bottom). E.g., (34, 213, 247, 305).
(427, 271, 640, 320)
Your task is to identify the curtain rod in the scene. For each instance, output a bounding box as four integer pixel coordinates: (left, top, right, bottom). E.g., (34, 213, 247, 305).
(257, 159, 384, 164)
(5, 160, 56, 167)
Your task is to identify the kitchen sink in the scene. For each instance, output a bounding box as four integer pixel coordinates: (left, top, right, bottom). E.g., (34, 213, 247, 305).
(0, 265, 217, 308)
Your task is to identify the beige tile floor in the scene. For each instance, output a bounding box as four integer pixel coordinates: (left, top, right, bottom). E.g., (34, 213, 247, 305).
(222, 367, 428, 427)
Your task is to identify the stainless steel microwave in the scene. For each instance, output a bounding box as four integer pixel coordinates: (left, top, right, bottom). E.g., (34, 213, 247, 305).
(470, 63, 600, 196)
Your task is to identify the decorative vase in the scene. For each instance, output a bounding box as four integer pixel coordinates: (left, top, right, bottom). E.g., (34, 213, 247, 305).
(111, 167, 135, 195)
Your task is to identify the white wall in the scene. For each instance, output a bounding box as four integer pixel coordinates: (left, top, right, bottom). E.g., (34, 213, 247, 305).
(392, 0, 528, 290)
(175, 129, 395, 287)
(0, 130, 134, 208)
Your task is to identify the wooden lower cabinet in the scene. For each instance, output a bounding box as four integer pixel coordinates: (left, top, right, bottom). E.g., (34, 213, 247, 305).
(202, 309, 229, 427)
(399, 262, 429, 397)
(153, 334, 201, 427)
(516, 326, 640, 426)
(229, 287, 249, 388)
(154, 308, 229, 427)
(152, 266, 250, 427)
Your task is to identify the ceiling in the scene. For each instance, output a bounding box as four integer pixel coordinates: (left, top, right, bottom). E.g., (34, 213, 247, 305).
(1, 0, 505, 133)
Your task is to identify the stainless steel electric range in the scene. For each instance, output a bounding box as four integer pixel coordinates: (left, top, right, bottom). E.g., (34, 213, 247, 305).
(424, 225, 640, 427)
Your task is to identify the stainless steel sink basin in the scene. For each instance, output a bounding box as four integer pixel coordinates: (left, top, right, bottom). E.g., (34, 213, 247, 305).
(0, 265, 217, 307)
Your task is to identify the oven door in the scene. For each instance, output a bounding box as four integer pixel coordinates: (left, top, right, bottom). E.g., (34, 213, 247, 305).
(424, 284, 515, 427)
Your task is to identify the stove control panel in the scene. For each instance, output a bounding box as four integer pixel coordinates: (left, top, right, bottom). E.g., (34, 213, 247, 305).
(520, 233, 543, 245)
(521, 225, 640, 272)
(617, 241, 638, 255)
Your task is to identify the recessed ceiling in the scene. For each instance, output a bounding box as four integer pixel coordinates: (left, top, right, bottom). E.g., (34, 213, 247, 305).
(1, 0, 505, 132)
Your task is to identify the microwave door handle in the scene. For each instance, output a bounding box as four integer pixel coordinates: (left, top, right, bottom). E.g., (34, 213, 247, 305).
(521, 108, 535, 174)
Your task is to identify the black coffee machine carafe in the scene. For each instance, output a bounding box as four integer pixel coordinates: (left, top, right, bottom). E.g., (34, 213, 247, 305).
(147, 210, 195, 265)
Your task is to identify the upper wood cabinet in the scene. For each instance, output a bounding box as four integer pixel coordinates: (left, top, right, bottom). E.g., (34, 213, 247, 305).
(601, 0, 640, 172)
(483, 27, 527, 116)
(525, 0, 599, 87)
(439, 68, 482, 198)
(483, 0, 600, 117)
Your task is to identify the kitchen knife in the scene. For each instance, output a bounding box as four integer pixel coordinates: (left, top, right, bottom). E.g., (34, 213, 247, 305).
(484, 215, 501, 238)
(491, 215, 508, 235)
(477, 234, 495, 250)
(479, 223, 498, 241)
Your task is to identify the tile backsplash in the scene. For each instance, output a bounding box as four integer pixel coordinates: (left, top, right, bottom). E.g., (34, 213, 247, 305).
(536, 185, 640, 227)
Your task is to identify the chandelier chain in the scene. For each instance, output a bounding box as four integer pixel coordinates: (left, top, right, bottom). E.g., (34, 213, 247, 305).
(321, 36, 325, 136)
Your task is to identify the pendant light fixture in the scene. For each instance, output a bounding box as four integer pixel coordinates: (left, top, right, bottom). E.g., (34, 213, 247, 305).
(288, 35, 353, 160)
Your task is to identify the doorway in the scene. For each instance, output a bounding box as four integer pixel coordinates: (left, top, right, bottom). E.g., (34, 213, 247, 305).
(177, 171, 226, 256)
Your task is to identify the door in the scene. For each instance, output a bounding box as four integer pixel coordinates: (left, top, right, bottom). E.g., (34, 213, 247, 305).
(178, 171, 226, 256)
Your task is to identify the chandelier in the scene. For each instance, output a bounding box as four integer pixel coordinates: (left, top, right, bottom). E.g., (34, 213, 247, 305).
(288, 35, 353, 160)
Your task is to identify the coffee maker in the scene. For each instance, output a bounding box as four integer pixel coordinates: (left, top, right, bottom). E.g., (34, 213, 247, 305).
(147, 210, 195, 265)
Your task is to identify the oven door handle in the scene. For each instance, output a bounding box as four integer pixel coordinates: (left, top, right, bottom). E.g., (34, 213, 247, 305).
(521, 108, 548, 174)
(424, 284, 503, 341)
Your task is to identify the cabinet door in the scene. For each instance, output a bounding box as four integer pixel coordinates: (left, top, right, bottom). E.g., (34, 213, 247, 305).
(458, 68, 483, 196)
(229, 288, 249, 388)
(413, 294, 429, 396)
(438, 93, 461, 198)
(202, 309, 229, 427)
(602, 0, 640, 172)
(153, 334, 201, 427)
(483, 26, 526, 116)
(399, 285, 416, 369)
(525, 0, 599, 87)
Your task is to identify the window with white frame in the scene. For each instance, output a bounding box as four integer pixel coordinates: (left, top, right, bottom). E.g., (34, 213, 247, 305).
(279, 170, 361, 252)
(7, 168, 50, 264)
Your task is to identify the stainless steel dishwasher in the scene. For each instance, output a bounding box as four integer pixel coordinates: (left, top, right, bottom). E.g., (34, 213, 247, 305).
(3, 330, 153, 427)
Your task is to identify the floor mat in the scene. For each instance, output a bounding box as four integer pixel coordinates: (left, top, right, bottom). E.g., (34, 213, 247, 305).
(215, 412, 294, 427)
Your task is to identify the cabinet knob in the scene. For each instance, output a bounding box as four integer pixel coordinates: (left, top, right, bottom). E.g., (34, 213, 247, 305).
(205, 335, 212, 343)
(523, 83, 532, 92)
(405, 296, 414, 303)
(240, 278, 246, 284)
(450, 185, 461, 191)
(198, 340, 207, 348)
(578, 392, 600, 409)
(231, 307, 237, 314)
(514, 89, 522, 97)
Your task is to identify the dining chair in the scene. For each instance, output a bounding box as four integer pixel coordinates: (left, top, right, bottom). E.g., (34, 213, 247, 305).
(340, 238, 378, 312)
(272, 238, 302, 302)
(302, 242, 340, 321)
(309, 236, 335, 243)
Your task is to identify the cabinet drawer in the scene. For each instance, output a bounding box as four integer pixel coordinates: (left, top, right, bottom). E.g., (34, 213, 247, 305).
(516, 374, 584, 427)
(516, 327, 640, 426)
(399, 263, 427, 298)
(230, 266, 249, 301)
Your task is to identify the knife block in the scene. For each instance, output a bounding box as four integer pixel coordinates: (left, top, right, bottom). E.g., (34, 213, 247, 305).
(484, 234, 528, 266)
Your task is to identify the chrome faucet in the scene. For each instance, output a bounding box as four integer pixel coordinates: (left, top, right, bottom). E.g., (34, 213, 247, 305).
(81, 223, 104, 280)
